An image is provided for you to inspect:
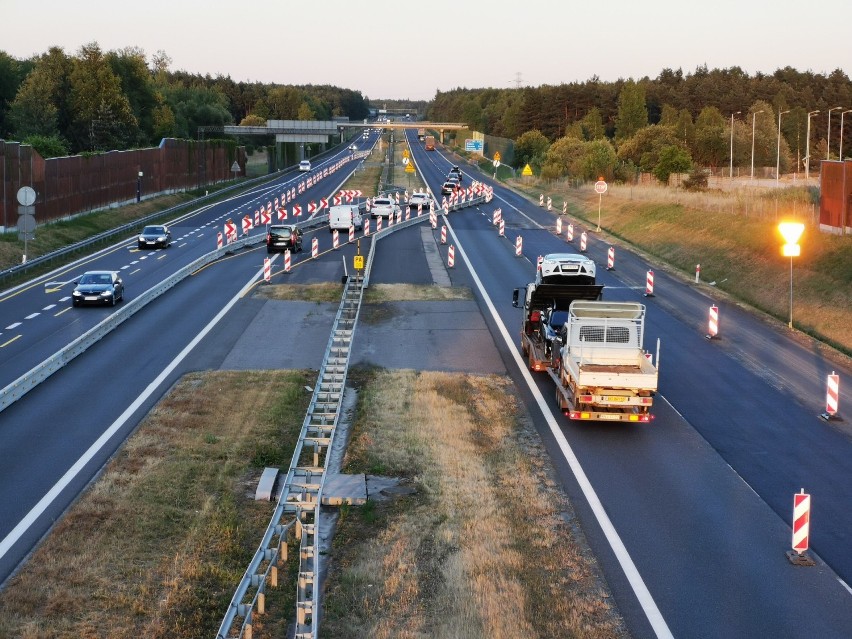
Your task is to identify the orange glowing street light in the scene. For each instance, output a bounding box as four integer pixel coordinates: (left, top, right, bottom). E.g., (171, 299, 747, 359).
(778, 222, 805, 328)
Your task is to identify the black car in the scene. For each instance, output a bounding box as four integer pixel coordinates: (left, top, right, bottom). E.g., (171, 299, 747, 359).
(72, 271, 124, 307)
(449, 166, 463, 183)
(137, 224, 171, 249)
(266, 225, 303, 253)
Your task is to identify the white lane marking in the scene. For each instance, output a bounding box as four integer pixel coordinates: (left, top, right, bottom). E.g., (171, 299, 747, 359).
(24, 313, 39, 320)
(0, 263, 267, 564)
(838, 578, 852, 596)
(5, 323, 21, 330)
(42, 305, 56, 311)
(59, 296, 71, 302)
(444, 217, 674, 639)
(120, 265, 130, 270)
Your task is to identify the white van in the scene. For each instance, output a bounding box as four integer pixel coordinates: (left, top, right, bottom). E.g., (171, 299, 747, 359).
(329, 204, 363, 232)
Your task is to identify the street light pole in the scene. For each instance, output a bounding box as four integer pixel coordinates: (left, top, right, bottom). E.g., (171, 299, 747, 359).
(827, 107, 842, 159)
(751, 110, 764, 179)
(840, 109, 852, 161)
(776, 110, 790, 187)
(730, 111, 741, 181)
(779, 222, 804, 329)
(805, 110, 820, 183)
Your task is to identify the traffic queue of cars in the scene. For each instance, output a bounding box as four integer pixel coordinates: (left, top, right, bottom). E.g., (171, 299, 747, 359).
(441, 165, 464, 195)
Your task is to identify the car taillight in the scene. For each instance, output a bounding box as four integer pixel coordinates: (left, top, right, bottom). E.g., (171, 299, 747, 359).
(266, 233, 272, 244)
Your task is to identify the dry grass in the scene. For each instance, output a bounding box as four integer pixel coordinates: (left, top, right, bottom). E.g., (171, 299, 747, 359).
(0, 370, 312, 639)
(323, 369, 627, 639)
(508, 178, 852, 354)
(253, 282, 344, 303)
(363, 283, 473, 303)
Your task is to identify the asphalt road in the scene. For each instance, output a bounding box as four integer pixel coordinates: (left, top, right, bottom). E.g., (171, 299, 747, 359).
(405, 129, 852, 638)
(0, 132, 382, 583)
(2, 126, 852, 637)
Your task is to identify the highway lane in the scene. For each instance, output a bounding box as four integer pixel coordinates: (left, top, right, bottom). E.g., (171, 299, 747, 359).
(406, 130, 852, 637)
(0, 133, 380, 391)
(0, 134, 381, 583)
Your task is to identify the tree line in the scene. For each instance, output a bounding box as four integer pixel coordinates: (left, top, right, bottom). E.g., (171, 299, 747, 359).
(428, 66, 852, 183)
(0, 44, 371, 157)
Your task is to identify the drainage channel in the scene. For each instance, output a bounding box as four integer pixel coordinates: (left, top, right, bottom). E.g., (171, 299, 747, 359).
(217, 273, 364, 639)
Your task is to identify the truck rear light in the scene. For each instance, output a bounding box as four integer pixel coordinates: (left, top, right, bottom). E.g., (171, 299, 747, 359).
(640, 397, 653, 404)
(568, 411, 592, 420)
(579, 395, 594, 402)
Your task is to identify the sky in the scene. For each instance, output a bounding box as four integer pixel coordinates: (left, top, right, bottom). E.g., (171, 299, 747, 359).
(3, 0, 851, 102)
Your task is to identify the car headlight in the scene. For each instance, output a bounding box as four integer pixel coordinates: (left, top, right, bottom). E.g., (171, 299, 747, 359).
(100, 290, 112, 297)
(73, 291, 82, 297)
(158, 236, 166, 242)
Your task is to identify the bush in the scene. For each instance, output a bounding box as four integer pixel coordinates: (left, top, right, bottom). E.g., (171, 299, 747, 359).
(682, 168, 709, 190)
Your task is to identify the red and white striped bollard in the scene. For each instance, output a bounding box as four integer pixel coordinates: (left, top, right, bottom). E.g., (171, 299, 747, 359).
(695, 263, 701, 283)
(377, 216, 383, 232)
(787, 489, 815, 565)
(566, 224, 574, 242)
(499, 218, 505, 237)
(515, 235, 523, 257)
(440, 225, 447, 245)
(606, 246, 615, 270)
(537, 255, 543, 272)
(284, 249, 291, 273)
(364, 218, 370, 236)
(448, 245, 455, 268)
(556, 218, 562, 235)
(333, 230, 339, 249)
(706, 305, 719, 339)
(579, 231, 587, 252)
(349, 225, 355, 243)
(311, 237, 318, 258)
(821, 372, 840, 420)
(217, 232, 223, 249)
(644, 270, 655, 297)
(263, 257, 271, 282)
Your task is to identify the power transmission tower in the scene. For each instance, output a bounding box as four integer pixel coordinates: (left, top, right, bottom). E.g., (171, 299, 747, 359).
(513, 72, 523, 89)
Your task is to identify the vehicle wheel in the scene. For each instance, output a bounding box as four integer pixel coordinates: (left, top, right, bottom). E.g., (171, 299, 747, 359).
(72, 299, 79, 308)
(110, 295, 116, 307)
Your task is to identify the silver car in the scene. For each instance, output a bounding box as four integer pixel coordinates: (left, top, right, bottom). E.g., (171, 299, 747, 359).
(371, 196, 399, 219)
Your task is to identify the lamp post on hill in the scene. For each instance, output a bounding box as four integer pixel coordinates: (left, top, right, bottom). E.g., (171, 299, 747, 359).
(840, 109, 852, 161)
(778, 222, 804, 329)
(827, 106, 842, 159)
(730, 111, 741, 181)
(776, 110, 790, 187)
(751, 109, 764, 179)
(805, 110, 820, 183)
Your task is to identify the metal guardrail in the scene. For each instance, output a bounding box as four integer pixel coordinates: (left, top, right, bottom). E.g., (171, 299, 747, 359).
(218, 183, 492, 639)
(0, 214, 328, 415)
(0, 138, 359, 286)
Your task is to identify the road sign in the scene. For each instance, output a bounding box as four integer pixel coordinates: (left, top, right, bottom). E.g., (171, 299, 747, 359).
(594, 180, 608, 194)
(18, 214, 37, 233)
(494, 151, 502, 162)
(405, 162, 415, 174)
(354, 254, 364, 270)
(402, 156, 409, 165)
(465, 139, 484, 152)
(493, 160, 501, 168)
(17, 186, 36, 206)
(522, 164, 533, 176)
(402, 149, 410, 158)
(230, 160, 240, 173)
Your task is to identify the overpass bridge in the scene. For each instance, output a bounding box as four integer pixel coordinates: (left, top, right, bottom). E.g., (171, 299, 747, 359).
(212, 120, 467, 144)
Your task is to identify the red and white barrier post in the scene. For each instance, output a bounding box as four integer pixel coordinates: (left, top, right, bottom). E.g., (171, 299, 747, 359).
(440, 225, 447, 245)
(448, 245, 455, 268)
(547, 196, 552, 211)
(539, 194, 544, 207)
(537, 255, 543, 272)
(821, 372, 840, 420)
(349, 224, 355, 243)
(562, 201, 567, 214)
(284, 249, 291, 273)
(430, 211, 437, 229)
(263, 257, 271, 282)
(556, 218, 562, 235)
(364, 218, 370, 236)
(787, 489, 815, 565)
(695, 263, 701, 283)
(332, 230, 339, 249)
(579, 231, 587, 252)
(377, 216, 383, 232)
(566, 224, 574, 242)
(606, 246, 615, 270)
(311, 237, 318, 258)
(499, 218, 505, 237)
(515, 235, 523, 257)
(217, 232, 223, 249)
(644, 270, 655, 297)
(706, 305, 719, 339)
